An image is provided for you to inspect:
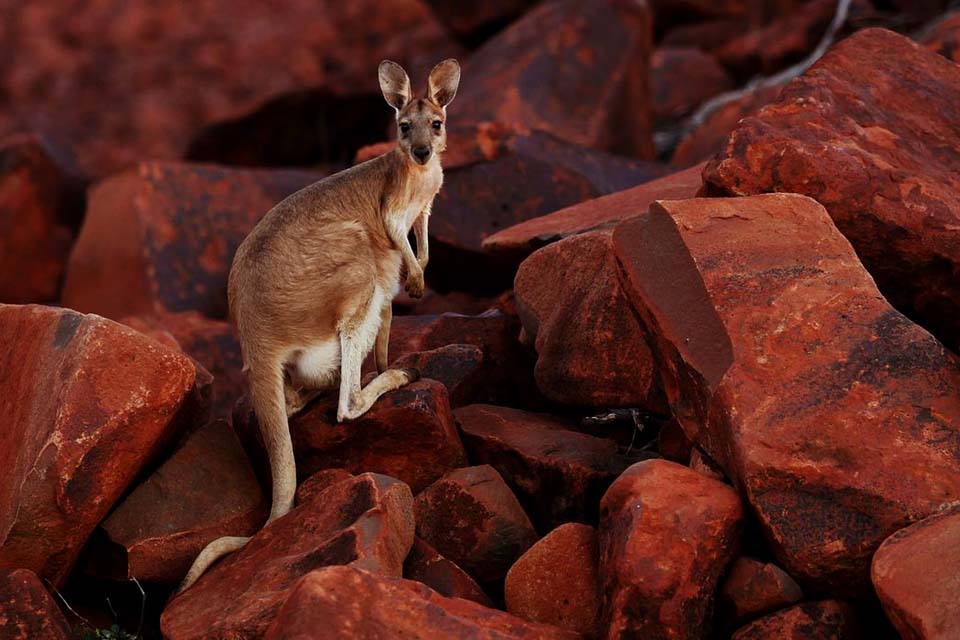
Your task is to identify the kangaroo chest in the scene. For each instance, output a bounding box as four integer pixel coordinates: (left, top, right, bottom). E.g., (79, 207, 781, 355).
(388, 164, 442, 232)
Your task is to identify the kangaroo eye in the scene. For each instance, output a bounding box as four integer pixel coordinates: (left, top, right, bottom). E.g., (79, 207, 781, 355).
(399, 122, 411, 134)
(432, 120, 442, 130)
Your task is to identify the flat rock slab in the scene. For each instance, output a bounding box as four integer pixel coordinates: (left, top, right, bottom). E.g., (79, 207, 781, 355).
(95, 418, 265, 584)
(404, 537, 493, 607)
(62, 162, 321, 320)
(731, 600, 862, 640)
(415, 465, 538, 583)
(514, 231, 665, 410)
(613, 194, 960, 596)
(160, 472, 414, 640)
(505, 523, 602, 637)
(704, 28, 960, 351)
(0, 304, 208, 586)
(455, 0, 655, 158)
(872, 505, 960, 640)
(456, 404, 636, 530)
(599, 459, 742, 639)
(391, 344, 485, 408)
(0, 569, 72, 640)
(483, 161, 703, 264)
(264, 566, 579, 639)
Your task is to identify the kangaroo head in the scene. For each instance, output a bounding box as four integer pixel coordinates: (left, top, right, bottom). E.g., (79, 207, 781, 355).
(379, 59, 461, 166)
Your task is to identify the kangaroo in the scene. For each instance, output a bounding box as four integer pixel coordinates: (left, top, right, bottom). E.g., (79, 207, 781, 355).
(177, 58, 461, 593)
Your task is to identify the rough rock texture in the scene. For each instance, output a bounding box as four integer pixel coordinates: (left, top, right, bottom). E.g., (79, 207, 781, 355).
(872, 505, 960, 640)
(160, 472, 415, 640)
(94, 419, 265, 583)
(121, 311, 244, 418)
(0, 0, 456, 177)
(670, 83, 783, 168)
(404, 537, 494, 607)
(704, 28, 960, 351)
(415, 465, 538, 583)
(514, 232, 664, 410)
(613, 194, 960, 597)
(731, 600, 862, 639)
(504, 523, 602, 637)
(0, 134, 81, 304)
(456, 404, 636, 530)
(392, 344, 485, 408)
(484, 161, 704, 267)
(599, 459, 743, 639)
(920, 11, 960, 63)
(264, 566, 579, 639)
(295, 468, 354, 506)
(235, 380, 466, 494)
(651, 48, 733, 125)
(62, 162, 320, 320)
(0, 569, 72, 640)
(456, 0, 655, 159)
(718, 557, 804, 628)
(0, 304, 209, 586)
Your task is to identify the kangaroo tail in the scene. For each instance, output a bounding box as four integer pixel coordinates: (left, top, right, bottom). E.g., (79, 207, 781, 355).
(176, 359, 295, 593)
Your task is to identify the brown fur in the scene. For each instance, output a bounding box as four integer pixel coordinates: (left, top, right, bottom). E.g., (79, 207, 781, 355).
(178, 59, 460, 593)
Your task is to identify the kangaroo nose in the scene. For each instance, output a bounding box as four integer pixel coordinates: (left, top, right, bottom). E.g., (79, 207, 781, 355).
(412, 146, 430, 163)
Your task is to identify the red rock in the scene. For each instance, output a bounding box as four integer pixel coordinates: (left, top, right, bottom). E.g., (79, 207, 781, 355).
(62, 162, 321, 320)
(731, 600, 862, 639)
(295, 468, 354, 506)
(0, 569, 72, 640)
(0, 304, 209, 586)
(482, 162, 704, 263)
(427, 124, 664, 293)
(389, 345, 484, 409)
(599, 459, 742, 639)
(505, 523, 602, 636)
(264, 566, 579, 639)
(660, 18, 746, 51)
(689, 447, 725, 480)
(423, 0, 538, 45)
(920, 11, 960, 63)
(160, 472, 415, 640)
(612, 194, 960, 596)
(0, 0, 456, 177)
(394, 288, 501, 316)
(514, 232, 665, 410)
(455, 0, 655, 158)
(670, 83, 783, 167)
(704, 29, 960, 351)
(385, 310, 545, 409)
(0, 134, 81, 304)
(651, 47, 734, 125)
(415, 465, 538, 583)
(92, 419, 265, 584)
(456, 404, 637, 529)
(121, 311, 244, 418)
(718, 557, 804, 628)
(872, 505, 960, 640)
(404, 537, 493, 607)
(658, 418, 693, 463)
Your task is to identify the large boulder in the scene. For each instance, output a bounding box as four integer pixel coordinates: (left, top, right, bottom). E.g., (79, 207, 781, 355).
(872, 505, 960, 640)
(704, 28, 960, 351)
(0, 304, 209, 586)
(483, 161, 704, 269)
(0, 569, 72, 640)
(264, 566, 579, 639)
(731, 600, 862, 640)
(415, 465, 538, 583)
(613, 194, 960, 596)
(599, 459, 742, 639)
(62, 162, 320, 320)
(422, 0, 539, 46)
(456, 404, 637, 530)
(160, 472, 415, 640)
(92, 419, 265, 584)
(505, 523, 602, 637)
(0, 0, 456, 177)
(514, 232, 665, 410)
(455, 0, 655, 159)
(0, 134, 81, 304)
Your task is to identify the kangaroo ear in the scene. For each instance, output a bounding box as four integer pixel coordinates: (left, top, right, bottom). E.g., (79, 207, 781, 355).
(379, 60, 411, 111)
(428, 59, 461, 109)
